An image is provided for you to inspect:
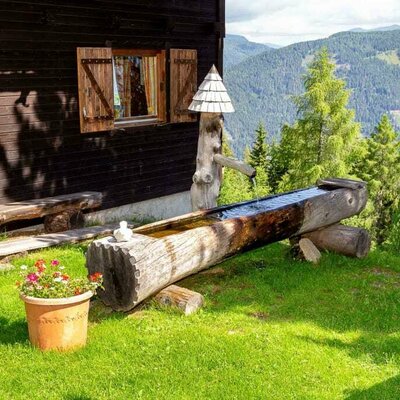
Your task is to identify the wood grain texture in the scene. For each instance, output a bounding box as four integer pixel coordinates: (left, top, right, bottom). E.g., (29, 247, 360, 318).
(0, 192, 102, 224)
(87, 184, 368, 311)
(170, 49, 198, 123)
(214, 154, 256, 177)
(76, 47, 114, 133)
(154, 285, 204, 315)
(299, 187, 368, 234)
(190, 112, 223, 210)
(0, 224, 118, 257)
(0, 0, 221, 209)
(157, 50, 167, 123)
(297, 238, 321, 264)
(302, 224, 371, 258)
(317, 177, 367, 191)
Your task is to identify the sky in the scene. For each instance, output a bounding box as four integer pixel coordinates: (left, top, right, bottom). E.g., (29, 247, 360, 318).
(226, 0, 400, 46)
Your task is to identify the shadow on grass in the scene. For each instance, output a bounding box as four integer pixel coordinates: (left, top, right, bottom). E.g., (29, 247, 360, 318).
(345, 375, 400, 399)
(296, 333, 400, 365)
(178, 242, 400, 370)
(181, 242, 400, 332)
(88, 299, 126, 323)
(0, 316, 28, 345)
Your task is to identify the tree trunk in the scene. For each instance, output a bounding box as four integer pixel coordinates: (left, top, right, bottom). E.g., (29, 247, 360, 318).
(154, 285, 204, 315)
(87, 181, 368, 311)
(302, 224, 371, 258)
(190, 113, 223, 211)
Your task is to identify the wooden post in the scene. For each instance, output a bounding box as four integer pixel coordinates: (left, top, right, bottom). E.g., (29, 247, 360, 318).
(188, 65, 235, 211)
(190, 112, 223, 211)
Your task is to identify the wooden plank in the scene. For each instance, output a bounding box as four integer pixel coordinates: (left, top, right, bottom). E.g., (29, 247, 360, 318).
(0, 192, 102, 224)
(0, 0, 220, 212)
(0, 224, 119, 258)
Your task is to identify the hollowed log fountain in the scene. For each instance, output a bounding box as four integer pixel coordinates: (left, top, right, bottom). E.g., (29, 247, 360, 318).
(86, 178, 369, 312)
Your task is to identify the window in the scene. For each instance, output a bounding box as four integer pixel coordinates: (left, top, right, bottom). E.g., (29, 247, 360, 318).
(112, 49, 165, 127)
(77, 47, 197, 134)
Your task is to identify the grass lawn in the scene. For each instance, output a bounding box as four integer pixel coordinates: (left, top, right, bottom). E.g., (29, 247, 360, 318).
(1, 242, 400, 399)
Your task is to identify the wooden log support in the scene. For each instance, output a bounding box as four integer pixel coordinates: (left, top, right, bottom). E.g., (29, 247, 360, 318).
(44, 209, 85, 233)
(297, 238, 321, 264)
(87, 179, 368, 311)
(302, 224, 371, 258)
(154, 285, 204, 315)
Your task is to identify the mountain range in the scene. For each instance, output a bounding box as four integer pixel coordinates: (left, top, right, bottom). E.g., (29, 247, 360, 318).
(350, 24, 400, 32)
(224, 34, 275, 69)
(223, 29, 400, 155)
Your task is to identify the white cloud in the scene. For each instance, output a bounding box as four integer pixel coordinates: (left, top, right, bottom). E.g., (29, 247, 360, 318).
(226, 0, 400, 46)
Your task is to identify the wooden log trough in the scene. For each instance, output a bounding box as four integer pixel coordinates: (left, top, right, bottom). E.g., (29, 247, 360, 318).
(86, 178, 369, 312)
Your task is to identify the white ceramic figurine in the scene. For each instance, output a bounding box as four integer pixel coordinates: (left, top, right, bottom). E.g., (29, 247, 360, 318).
(113, 221, 133, 242)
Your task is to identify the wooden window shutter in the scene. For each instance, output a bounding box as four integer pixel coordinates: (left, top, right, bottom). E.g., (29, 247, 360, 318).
(170, 49, 197, 123)
(77, 48, 114, 133)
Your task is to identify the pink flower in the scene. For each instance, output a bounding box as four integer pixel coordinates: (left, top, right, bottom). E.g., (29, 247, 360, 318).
(51, 259, 60, 267)
(26, 273, 39, 282)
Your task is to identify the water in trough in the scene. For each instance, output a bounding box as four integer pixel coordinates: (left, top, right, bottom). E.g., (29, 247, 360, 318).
(146, 187, 327, 238)
(216, 187, 326, 220)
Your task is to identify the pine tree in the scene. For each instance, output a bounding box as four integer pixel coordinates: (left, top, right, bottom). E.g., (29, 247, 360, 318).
(269, 125, 296, 193)
(356, 115, 400, 244)
(218, 132, 252, 205)
(278, 47, 361, 191)
(247, 122, 270, 197)
(249, 122, 268, 169)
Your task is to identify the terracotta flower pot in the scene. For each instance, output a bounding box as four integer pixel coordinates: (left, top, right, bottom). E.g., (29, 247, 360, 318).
(20, 290, 93, 351)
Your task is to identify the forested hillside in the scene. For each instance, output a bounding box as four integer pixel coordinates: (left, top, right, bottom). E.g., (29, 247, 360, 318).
(224, 34, 273, 69)
(224, 30, 400, 155)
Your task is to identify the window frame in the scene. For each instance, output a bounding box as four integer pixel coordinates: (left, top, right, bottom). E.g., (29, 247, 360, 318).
(112, 48, 166, 128)
(77, 47, 197, 134)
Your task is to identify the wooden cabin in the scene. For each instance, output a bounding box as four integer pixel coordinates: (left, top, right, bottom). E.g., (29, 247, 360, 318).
(0, 0, 225, 224)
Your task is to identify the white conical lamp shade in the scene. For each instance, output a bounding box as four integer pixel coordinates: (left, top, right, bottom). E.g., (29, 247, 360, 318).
(188, 65, 235, 113)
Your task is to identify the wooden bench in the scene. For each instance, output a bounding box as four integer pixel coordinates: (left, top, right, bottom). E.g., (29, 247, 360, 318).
(0, 191, 103, 233)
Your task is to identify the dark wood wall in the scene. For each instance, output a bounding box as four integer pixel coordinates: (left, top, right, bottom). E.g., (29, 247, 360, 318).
(0, 0, 224, 209)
